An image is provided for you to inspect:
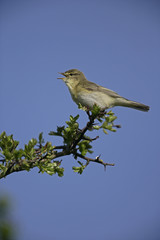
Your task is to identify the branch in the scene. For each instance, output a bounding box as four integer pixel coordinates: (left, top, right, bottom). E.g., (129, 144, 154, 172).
(0, 107, 120, 179)
(70, 111, 97, 149)
(75, 153, 115, 167)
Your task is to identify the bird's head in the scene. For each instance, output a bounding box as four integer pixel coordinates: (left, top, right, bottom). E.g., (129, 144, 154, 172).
(58, 69, 86, 88)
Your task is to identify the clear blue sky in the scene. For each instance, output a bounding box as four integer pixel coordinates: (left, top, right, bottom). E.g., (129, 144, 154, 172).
(0, 1, 160, 240)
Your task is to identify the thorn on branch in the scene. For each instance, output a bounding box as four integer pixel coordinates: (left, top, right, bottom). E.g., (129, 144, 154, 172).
(96, 154, 101, 159)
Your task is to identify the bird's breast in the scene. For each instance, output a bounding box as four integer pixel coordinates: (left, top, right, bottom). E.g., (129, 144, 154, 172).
(76, 91, 115, 109)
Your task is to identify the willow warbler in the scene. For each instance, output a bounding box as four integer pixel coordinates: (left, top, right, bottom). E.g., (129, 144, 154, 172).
(58, 69, 149, 112)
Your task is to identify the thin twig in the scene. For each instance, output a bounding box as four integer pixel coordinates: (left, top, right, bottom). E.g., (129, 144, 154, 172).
(54, 145, 66, 150)
(75, 152, 115, 167)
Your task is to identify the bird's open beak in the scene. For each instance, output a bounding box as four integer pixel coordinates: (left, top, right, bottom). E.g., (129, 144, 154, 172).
(57, 72, 66, 80)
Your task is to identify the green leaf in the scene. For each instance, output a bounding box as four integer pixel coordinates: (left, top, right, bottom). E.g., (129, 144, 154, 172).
(13, 149, 24, 160)
(72, 166, 84, 174)
(110, 128, 117, 132)
(0, 132, 19, 153)
(72, 161, 86, 174)
(78, 103, 87, 111)
(91, 104, 101, 117)
(45, 142, 54, 152)
(37, 161, 64, 177)
(102, 121, 109, 129)
(2, 150, 12, 160)
(104, 125, 112, 130)
(93, 125, 101, 130)
(66, 115, 79, 127)
(56, 167, 64, 177)
(107, 115, 117, 123)
(103, 129, 108, 134)
(38, 132, 44, 145)
(29, 138, 37, 147)
(24, 138, 37, 160)
(49, 126, 65, 137)
(107, 110, 114, 115)
(78, 140, 92, 156)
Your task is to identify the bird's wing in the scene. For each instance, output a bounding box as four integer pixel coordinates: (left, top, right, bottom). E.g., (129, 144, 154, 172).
(83, 80, 123, 99)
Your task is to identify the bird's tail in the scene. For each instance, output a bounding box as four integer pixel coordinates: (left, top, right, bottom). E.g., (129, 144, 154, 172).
(115, 98, 150, 112)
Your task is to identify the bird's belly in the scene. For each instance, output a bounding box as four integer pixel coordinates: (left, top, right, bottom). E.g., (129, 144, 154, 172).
(76, 92, 114, 110)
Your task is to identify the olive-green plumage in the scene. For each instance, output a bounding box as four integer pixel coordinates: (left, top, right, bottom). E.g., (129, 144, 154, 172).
(58, 69, 150, 112)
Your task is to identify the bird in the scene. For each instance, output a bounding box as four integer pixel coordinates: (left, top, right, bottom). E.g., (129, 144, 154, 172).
(58, 69, 150, 112)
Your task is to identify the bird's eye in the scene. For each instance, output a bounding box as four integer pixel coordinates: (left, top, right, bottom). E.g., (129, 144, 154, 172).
(70, 73, 73, 76)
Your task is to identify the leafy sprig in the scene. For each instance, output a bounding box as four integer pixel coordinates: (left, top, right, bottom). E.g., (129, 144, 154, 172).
(0, 105, 120, 179)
